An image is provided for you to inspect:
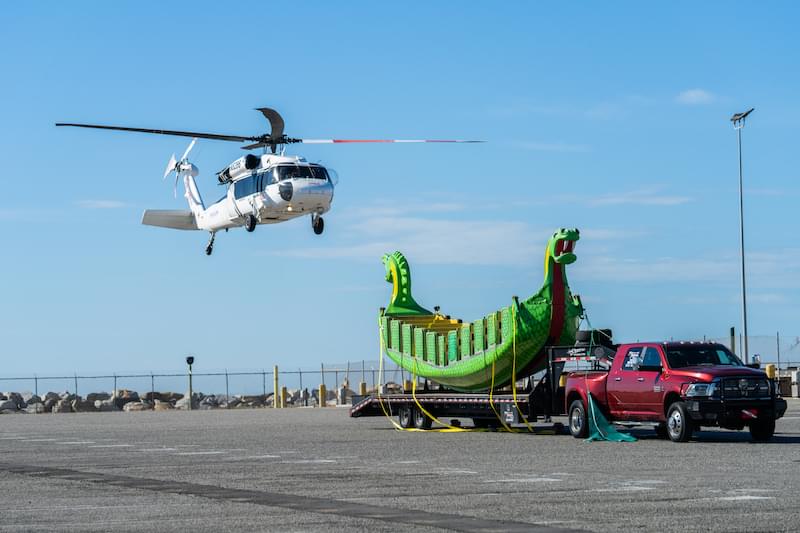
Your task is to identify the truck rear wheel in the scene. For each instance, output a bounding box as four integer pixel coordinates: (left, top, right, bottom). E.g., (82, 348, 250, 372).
(413, 407, 433, 430)
(749, 418, 775, 441)
(398, 405, 413, 428)
(666, 402, 694, 442)
(568, 399, 588, 438)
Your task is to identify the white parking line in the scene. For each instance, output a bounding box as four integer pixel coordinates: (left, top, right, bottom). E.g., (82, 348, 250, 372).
(88, 444, 134, 448)
(174, 451, 225, 456)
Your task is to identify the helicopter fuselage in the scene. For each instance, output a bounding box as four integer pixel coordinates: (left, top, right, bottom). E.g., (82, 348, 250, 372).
(196, 154, 335, 232)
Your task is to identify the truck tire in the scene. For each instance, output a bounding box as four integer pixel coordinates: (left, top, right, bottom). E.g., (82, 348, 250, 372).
(398, 405, 413, 429)
(568, 399, 588, 438)
(749, 418, 775, 441)
(666, 401, 694, 442)
(413, 407, 433, 430)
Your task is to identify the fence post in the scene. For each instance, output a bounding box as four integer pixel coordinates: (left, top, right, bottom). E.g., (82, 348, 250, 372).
(151, 373, 155, 400)
(298, 368, 303, 395)
(34, 375, 38, 397)
(730, 326, 736, 354)
(273, 365, 279, 409)
(262, 370, 266, 397)
(74, 373, 78, 397)
(225, 369, 230, 405)
(113, 374, 117, 398)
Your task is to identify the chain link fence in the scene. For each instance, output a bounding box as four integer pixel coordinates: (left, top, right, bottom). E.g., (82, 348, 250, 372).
(2, 334, 799, 402)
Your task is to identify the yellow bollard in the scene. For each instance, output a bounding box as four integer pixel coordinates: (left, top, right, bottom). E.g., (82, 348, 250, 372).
(359, 381, 367, 396)
(765, 364, 776, 379)
(319, 384, 326, 407)
(273, 365, 279, 409)
(403, 379, 413, 392)
(280, 386, 288, 408)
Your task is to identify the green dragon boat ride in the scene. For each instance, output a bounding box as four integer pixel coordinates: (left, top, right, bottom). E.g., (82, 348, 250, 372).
(379, 228, 584, 392)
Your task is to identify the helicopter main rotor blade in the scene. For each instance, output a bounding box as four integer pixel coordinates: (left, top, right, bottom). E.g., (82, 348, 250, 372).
(55, 123, 256, 143)
(295, 139, 485, 144)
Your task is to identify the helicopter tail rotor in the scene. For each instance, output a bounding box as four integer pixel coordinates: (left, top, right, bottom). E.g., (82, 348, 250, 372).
(163, 138, 198, 198)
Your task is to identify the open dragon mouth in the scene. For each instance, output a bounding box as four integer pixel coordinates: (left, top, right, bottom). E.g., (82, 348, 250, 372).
(551, 228, 579, 265)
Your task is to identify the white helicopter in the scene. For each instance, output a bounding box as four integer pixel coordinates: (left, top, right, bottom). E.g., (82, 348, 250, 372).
(57, 108, 481, 255)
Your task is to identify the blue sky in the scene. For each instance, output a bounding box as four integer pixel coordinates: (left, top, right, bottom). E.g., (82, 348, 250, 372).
(1, 1, 799, 376)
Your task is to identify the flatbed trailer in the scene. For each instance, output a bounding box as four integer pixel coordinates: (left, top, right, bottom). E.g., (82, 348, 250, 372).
(350, 339, 616, 430)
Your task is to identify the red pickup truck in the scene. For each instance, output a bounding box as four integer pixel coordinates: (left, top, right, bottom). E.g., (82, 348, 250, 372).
(564, 342, 787, 442)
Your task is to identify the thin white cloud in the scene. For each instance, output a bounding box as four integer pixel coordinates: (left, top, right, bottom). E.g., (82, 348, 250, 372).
(77, 200, 127, 209)
(676, 89, 715, 105)
(587, 187, 694, 206)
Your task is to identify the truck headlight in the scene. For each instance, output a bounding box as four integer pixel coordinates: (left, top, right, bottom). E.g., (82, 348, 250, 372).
(685, 382, 717, 398)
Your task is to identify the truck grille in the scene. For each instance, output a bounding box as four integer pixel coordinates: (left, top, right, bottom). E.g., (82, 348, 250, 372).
(721, 377, 770, 399)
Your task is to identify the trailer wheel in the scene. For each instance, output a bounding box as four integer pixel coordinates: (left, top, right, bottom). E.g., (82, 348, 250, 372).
(413, 408, 433, 430)
(749, 418, 775, 441)
(666, 401, 694, 442)
(398, 405, 413, 428)
(568, 399, 588, 438)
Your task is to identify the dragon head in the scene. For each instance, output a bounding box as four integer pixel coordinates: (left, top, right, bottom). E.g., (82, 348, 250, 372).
(546, 227, 580, 266)
(382, 253, 394, 282)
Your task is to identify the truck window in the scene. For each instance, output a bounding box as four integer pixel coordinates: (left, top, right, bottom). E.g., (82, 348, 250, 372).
(665, 345, 743, 368)
(642, 347, 662, 368)
(621, 347, 643, 371)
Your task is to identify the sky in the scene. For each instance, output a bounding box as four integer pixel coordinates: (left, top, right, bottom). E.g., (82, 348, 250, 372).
(1, 1, 799, 378)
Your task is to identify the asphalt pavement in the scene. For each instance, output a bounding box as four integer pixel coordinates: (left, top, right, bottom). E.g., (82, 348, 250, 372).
(2, 401, 800, 532)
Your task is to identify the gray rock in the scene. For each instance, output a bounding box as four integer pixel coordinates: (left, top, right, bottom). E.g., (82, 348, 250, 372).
(25, 403, 45, 414)
(95, 399, 118, 412)
(21, 392, 41, 404)
(86, 392, 110, 402)
(44, 391, 60, 401)
(0, 393, 6, 400)
(113, 389, 139, 409)
(122, 401, 152, 412)
(0, 399, 17, 411)
(5, 392, 26, 409)
(52, 399, 72, 413)
(153, 400, 173, 411)
(59, 391, 77, 402)
(71, 399, 97, 412)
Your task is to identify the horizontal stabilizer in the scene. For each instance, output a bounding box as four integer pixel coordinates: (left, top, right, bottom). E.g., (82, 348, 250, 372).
(141, 209, 198, 230)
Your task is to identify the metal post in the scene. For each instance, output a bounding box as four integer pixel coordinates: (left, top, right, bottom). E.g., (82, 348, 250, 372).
(188, 363, 193, 411)
(298, 368, 303, 394)
(113, 373, 117, 398)
(730, 326, 736, 354)
(225, 369, 230, 406)
(74, 373, 78, 396)
(335, 370, 339, 389)
(273, 365, 279, 408)
(321, 363, 325, 391)
(731, 108, 754, 364)
(777, 331, 781, 375)
(151, 373, 155, 400)
(262, 370, 266, 396)
(34, 375, 38, 397)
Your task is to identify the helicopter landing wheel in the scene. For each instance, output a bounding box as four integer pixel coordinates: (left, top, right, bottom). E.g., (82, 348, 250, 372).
(205, 232, 215, 256)
(244, 214, 257, 232)
(312, 215, 324, 235)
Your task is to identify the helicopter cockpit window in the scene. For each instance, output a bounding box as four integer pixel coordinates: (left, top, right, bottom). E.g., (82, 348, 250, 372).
(274, 165, 328, 181)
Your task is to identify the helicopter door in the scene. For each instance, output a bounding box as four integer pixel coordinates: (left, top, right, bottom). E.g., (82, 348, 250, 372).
(232, 174, 259, 217)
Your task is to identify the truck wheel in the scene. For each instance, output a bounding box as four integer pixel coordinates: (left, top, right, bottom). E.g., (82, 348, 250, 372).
(568, 399, 588, 438)
(413, 408, 433, 430)
(398, 405, 413, 429)
(749, 418, 775, 441)
(666, 402, 694, 442)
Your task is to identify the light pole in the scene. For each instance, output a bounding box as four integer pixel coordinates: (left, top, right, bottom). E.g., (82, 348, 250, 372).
(186, 355, 195, 410)
(730, 108, 754, 364)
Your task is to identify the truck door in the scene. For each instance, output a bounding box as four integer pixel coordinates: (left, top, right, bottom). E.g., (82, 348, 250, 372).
(633, 346, 666, 420)
(607, 346, 646, 418)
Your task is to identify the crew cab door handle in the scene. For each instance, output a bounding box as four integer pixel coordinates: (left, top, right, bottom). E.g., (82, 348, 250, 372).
(614, 377, 622, 381)
(637, 377, 645, 382)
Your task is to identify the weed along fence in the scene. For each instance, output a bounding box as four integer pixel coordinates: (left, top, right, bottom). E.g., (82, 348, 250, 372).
(0, 360, 413, 410)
